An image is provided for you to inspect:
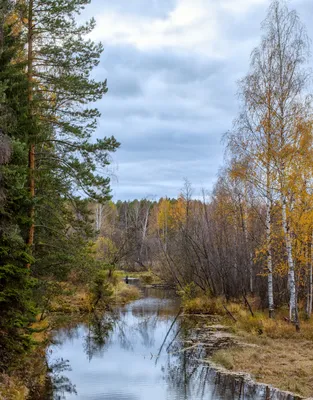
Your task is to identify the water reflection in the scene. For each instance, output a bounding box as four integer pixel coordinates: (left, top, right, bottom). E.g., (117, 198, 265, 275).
(84, 314, 116, 361)
(46, 358, 77, 400)
(45, 287, 298, 400)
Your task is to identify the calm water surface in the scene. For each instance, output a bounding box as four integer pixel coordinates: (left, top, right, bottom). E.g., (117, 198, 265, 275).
(47, 287, 279, 400)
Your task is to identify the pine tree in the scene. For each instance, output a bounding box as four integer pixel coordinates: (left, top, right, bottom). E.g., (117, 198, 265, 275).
(12, 0, 119, 263)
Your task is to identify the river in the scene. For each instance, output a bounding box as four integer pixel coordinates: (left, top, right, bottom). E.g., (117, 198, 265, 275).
(45, 286, 296, 400)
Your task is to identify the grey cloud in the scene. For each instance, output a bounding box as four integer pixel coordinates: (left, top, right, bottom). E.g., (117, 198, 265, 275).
(89, 0, 313, 200)
(102, 45, 225, 84)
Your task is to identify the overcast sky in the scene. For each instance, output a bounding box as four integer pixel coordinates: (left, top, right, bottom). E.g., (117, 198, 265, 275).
(85, 0, 313, 201)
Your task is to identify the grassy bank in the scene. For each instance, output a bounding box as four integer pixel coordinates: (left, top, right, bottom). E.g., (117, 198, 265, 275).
(183, 295, 313, 398)
(48, 280, 141, 313)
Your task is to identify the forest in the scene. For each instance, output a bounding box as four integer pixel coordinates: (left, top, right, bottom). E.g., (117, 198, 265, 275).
(1, 0, 313, 398)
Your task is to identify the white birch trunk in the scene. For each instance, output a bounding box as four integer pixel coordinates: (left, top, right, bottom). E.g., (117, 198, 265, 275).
(281, 198, 297, 322)
(266, 200, 274, 318)
(95, 203, 103, 232)
(240, 192, 254, 294)
(139, 205, 150, 258)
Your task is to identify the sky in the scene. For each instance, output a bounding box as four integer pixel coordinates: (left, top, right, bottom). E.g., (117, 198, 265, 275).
(85, 0, 313, 201)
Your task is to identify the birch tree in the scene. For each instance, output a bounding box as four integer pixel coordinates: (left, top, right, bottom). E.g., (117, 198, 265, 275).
(227, 0, 311, 323)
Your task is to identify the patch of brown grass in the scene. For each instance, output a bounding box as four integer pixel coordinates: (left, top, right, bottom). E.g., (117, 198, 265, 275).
(212, 351, 235, 370)
(184, 296, 313, 396)
(49, 286, 90, 313)
(214, 337, 313, 397)
(0, 375, 28, 400)
(114, 283, 141, 304)
(184, 296, 225, 315)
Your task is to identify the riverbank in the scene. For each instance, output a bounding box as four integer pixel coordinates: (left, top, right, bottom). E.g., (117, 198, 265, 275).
(0, 279, 142, 400)
(183, 295, 313, 398)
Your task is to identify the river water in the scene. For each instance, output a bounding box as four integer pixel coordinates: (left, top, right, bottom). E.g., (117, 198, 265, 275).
(46, 286, 294, 400)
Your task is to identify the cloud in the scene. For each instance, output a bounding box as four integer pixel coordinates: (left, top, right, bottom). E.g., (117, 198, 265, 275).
(86, 0, 313, 200)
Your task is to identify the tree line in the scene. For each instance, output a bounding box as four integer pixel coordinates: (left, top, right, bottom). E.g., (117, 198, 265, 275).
(92, 1, 313, 330)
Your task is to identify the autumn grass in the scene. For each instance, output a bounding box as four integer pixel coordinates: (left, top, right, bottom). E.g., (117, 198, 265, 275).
(183, 295, 313, 397)
(212, 336, 313, 397)
(49, 283, 91, 313)
(113, 282, 141, 304)
(183, 295, 226, 315)
(0, 375, 28, 400)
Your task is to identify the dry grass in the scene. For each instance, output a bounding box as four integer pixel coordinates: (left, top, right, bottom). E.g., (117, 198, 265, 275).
(30, 319, 50, 344)
(214, 337, 313, 397)
(184, 296, 313, 397)
(184, 296, 225, 315)
(49, 285, 90, 313)
(114, 282, 141, 304)
(0, 375, 28, 400)
(212, 351, 235, 370)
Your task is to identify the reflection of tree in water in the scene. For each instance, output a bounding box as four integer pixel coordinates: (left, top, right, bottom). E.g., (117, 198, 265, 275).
(46, 358, 77, 400)
(136, 315, 158, 348)
(129, 300, 177, 350)
(211, 374, 260, 400)
(164, 325, 208, 400)
(83, 313, 116, 361)
(82, 306, 170, 361)
(160, 317, 267, 400)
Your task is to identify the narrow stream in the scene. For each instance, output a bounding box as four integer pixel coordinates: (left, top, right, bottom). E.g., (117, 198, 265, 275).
(46, 286, 296, 400)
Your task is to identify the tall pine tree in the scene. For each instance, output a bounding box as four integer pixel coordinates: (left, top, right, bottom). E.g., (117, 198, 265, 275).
(13, 0, 119, 263)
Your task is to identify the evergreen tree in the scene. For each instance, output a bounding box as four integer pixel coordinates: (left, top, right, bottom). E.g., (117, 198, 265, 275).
(12, 0, 119, 261)
(0, 3, 36, 367)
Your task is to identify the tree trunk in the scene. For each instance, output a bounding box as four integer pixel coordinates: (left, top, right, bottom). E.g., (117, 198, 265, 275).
(307, 233, 313, 318)
(27, 0, 35, 268)
(95, 203, 103, 231)
(281, 197, 298, 325)
(266, 200, 274, 318)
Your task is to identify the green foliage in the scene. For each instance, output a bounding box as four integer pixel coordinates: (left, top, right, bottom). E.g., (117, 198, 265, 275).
(89, 270, 114, 311)
(0, 233, 36, 369)
(0, 0, 119, 375)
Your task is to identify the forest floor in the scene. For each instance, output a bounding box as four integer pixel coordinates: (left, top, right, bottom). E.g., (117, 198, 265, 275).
(184, 296, 313, 398)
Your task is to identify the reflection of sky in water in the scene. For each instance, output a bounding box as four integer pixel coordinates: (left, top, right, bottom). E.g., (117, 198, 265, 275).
(48, 288, 269, 400)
